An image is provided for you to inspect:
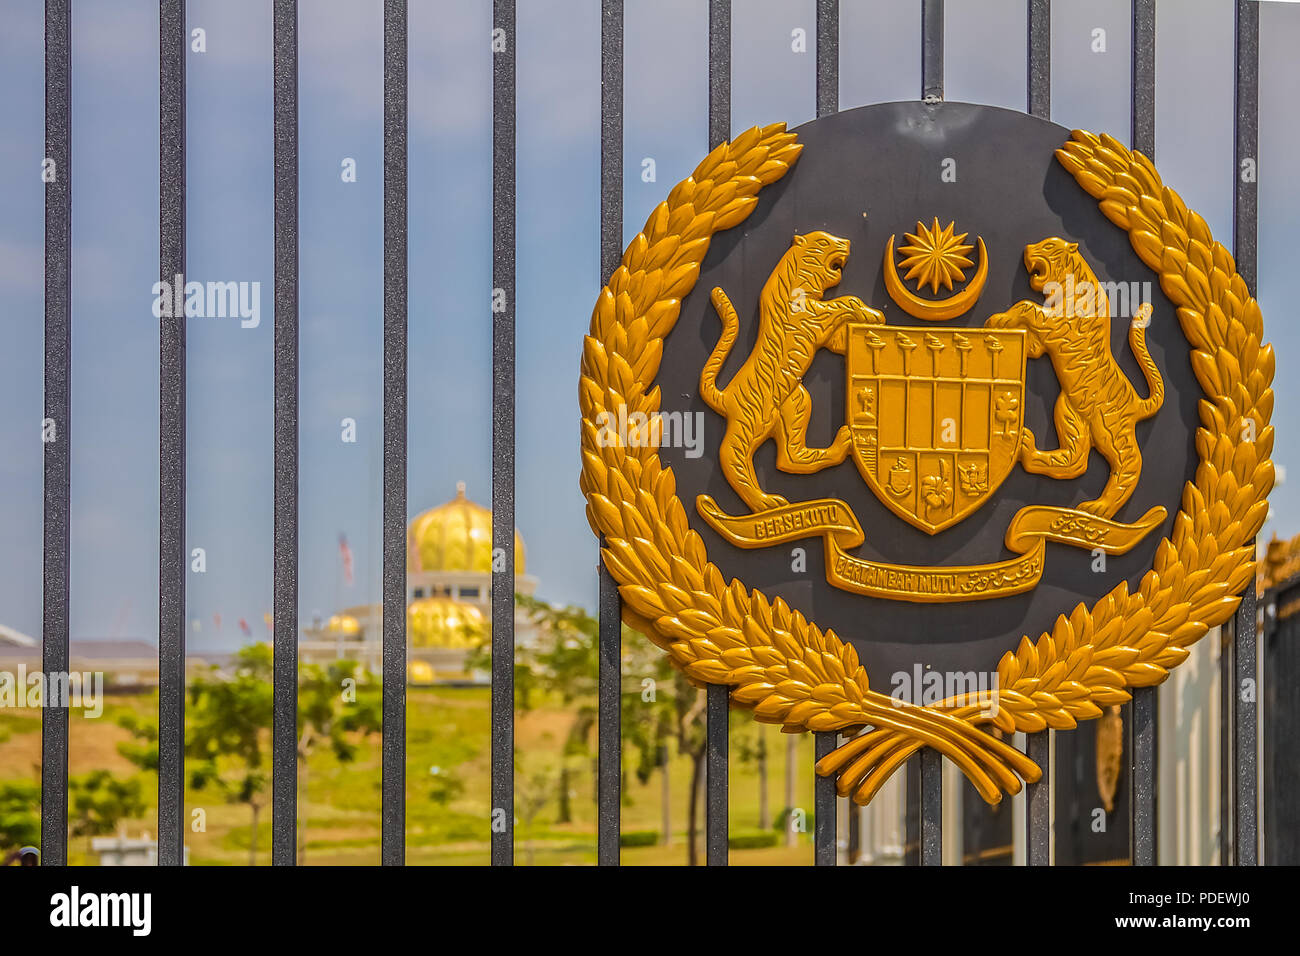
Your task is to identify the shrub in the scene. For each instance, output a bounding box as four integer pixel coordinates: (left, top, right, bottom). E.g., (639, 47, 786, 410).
(619, 829, 659, 848)
(728, 830, 780, 850)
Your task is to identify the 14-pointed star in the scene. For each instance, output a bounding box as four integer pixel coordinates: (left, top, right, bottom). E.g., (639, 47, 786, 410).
(896, 218, 976, 294)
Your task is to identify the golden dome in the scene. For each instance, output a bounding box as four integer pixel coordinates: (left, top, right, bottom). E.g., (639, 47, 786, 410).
(326, 614, 361, 637)
(407, 482, 525, 574)
(407, 597, 486, 649)
(407, 660, 436, 684)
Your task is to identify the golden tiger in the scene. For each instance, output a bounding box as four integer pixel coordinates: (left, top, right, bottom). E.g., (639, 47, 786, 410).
(986, 237, 1164, 518)
(700, 231, 883, 513)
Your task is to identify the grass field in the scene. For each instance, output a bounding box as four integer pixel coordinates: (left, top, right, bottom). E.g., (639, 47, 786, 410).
(0, 686, 821, 865)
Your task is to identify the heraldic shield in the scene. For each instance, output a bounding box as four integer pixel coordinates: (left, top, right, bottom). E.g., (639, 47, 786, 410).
(846, 317, 1027, 534)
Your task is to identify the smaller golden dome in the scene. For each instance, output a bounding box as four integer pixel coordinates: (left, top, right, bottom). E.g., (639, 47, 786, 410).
(327, 614, 361, 637)
(407, 597, 486, 649)
(407, 482, 526, 574)
(407, 660, 436, 684)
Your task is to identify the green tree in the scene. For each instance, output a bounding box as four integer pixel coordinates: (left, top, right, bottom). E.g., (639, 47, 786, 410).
(620, 632, 678, 844)
(470, 595, 712, 861)
(466, 595, 565, 835)
(620, 630, 708, 864)
(674, 674, 709, 866)
(515, 753, 559, 865)
(295, 658, 382, 863)
(187, 643, 273, 865)
(519, 594, 599, 823)
(427, 763, 464, 807)
(118, 648, 387, 864)
(68, 770, 147, 858)
(116, 711, 158, 771)
(733, 718, 771, 830)
(0, 780, 40, 853)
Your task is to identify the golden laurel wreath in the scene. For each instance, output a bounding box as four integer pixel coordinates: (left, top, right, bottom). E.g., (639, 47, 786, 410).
(578, 123, 1274, 806)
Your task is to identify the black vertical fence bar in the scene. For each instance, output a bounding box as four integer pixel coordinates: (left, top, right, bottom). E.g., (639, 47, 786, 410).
(271, 0, 299, 867)
(813, 0, 839, 869)
(1129, 692, 1157, 864)
(491, 0, 517, 867)
(1233, 0, 1259, 296)
(1131, 0, 1155, 156)
(1231, 0, 1260, 868)
(596, 557, 620, 863)
(814, 733, 836, 865)
(1022, 0, 1051, 868)
(1027, 0, 1049, 119)
(381, 0, 408, 867)
(705, 0, 731, 868)
(1025, 732, 1051, 865)
(921, 0, 943, 102)
(904, 759, 919, 864)
(705, 682, 728, 865)
(915, 2, 945, 866)
(920, 747, 942, 865)
(1233, 591, 1259, 865)
(157, 0, 187, 868)
(815, 0, 837, 120)
(596, 0, 624, 868)
(1127, 0, 1156, 868)
(41, 0, 71, 868)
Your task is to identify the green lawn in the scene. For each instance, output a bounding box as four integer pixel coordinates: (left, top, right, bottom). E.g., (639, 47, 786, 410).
(0, 686, 821, 865)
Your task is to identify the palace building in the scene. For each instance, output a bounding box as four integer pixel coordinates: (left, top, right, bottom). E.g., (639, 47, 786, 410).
(299, 482, 538, 683)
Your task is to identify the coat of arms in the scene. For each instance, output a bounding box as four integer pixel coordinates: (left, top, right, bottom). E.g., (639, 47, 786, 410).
(693, 216, 1168, 602)
(578, 102, 1273, 805)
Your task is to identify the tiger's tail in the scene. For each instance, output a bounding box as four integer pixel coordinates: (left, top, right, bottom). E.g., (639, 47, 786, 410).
(1129, 303, 1164, 419)
(700, 287, 739, 414)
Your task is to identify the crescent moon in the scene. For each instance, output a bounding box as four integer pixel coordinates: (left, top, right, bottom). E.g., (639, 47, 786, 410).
(883, 235, 988, 321)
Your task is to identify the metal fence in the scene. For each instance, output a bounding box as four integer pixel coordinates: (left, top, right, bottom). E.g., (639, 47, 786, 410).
(1263, 573, 1300, 864)
(35, 0, 1263, 866)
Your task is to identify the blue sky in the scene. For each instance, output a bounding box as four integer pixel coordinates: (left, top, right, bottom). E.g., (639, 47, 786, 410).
(1, 0, 1298, 649)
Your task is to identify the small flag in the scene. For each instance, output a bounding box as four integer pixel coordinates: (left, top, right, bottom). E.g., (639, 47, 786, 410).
(339, 533, 354, 587)
(213, 612, 222, 631)
(238, 618, 251, 637)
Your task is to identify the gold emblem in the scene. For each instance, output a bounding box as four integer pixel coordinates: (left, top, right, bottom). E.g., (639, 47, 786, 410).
(579, 123, 1273, 806)
(883, 218, 989, 320)
(696, 229, 1169, 603)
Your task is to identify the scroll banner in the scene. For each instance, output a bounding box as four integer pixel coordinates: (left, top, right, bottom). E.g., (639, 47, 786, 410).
(696, 495, 1167, 604)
